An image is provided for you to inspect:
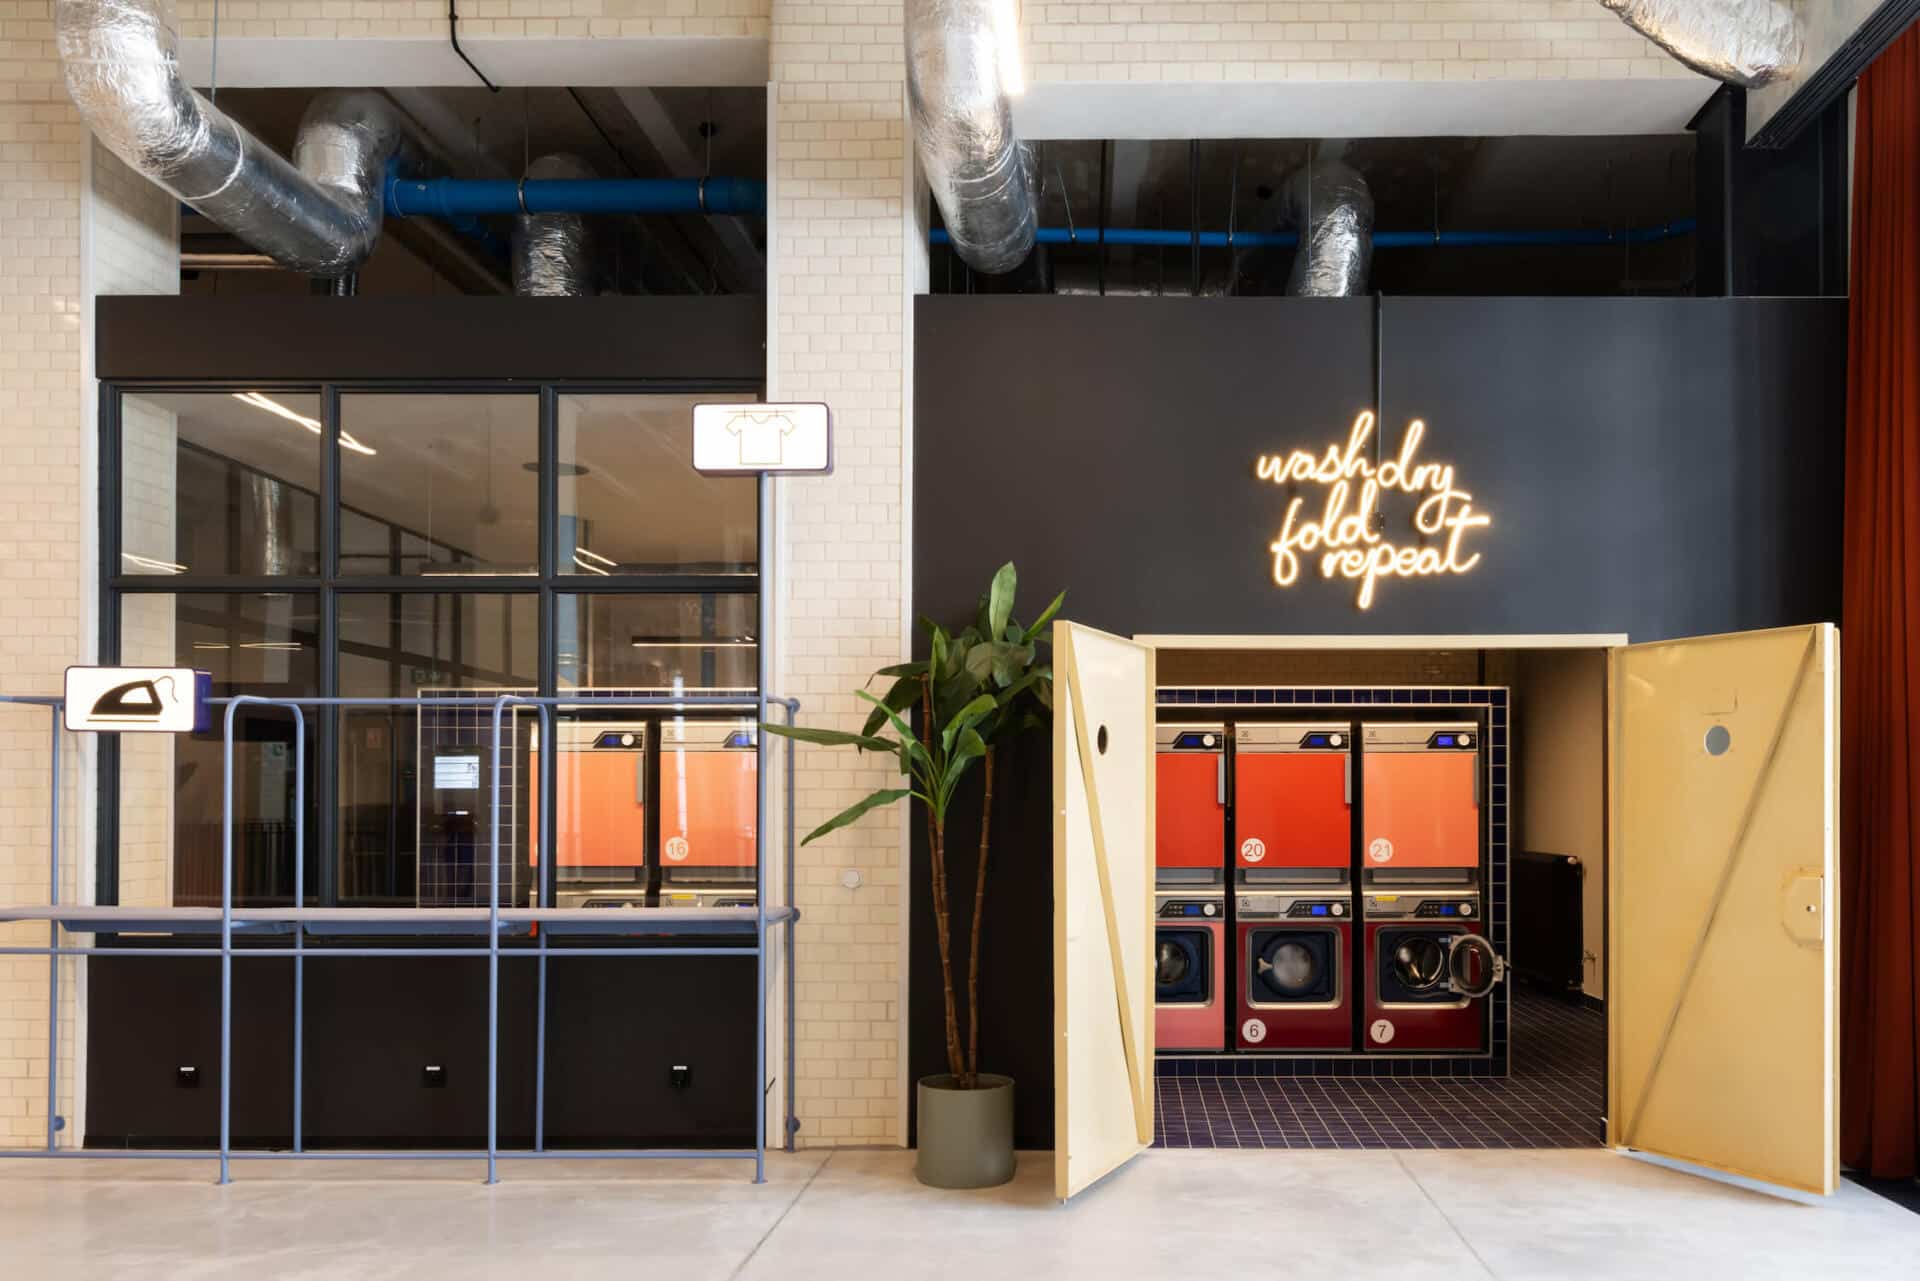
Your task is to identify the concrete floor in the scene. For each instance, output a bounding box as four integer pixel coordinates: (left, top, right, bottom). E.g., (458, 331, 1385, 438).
(1, 1148, 1916, 1280)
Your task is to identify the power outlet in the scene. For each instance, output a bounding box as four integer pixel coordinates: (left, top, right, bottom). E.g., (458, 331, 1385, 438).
(421, 1064, 447, 1089)
(175, 1065, 200, 1089)
(669, 1065, 691, 1090)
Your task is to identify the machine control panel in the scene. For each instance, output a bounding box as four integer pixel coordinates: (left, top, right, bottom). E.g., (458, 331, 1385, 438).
(1156, 724, 1226, 753)
(1364, 893, 1480, 919)
(1363, 722, 1479, 753)
(1238, 894, 1350, 921)
(1235, 722, 1351, 754)
(1158, 898, 1222, 919)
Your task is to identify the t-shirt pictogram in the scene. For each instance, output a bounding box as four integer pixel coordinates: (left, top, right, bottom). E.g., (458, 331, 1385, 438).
(727, 412, 798, 467)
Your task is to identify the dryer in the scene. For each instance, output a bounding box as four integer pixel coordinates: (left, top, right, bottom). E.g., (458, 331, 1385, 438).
(1361, 890, 1503, 1053)
(1156, 892, 1225, 1051)
(1233, 722, 1351, 885)
(1361, 721, 1480, 878)
(1155, 724, 1226, 886)
(1235, 892, 1353, 1052)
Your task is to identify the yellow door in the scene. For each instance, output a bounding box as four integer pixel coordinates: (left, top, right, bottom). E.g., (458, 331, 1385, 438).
(1609, 623, 1838, 1195)
(1053, 621, 1156, 1200)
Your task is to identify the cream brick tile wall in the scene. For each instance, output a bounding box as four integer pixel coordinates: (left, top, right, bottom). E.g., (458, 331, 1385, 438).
(769, 0, 910, 1146)
(0, 2, 78, 1147)
(175, 0, 771, 40)
(1021, 0, 1695, 83)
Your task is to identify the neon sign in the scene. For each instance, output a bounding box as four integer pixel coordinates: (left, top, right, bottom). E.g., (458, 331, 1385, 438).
(1256, 411, 1490, 610)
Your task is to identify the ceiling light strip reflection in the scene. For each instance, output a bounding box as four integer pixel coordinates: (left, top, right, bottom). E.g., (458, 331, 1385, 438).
(232, 392, 378, 457)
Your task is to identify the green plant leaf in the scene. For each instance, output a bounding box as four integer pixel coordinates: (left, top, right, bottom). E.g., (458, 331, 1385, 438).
(861, 671, 924, 738)
(940, 692, 998, 754)
(872, 660, 928, 679)
(1021, 590, 1067, 644)
(801, 788, 913, 845)
(856, 689, 931, 770)
(986, 562, 1016, 643)
(762, 722, 900, 755)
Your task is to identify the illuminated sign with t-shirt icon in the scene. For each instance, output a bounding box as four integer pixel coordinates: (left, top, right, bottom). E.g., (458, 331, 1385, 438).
(692, 402, 833, 475)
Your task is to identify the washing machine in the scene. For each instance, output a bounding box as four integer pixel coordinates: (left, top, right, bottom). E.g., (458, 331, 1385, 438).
(1361, 890, 1503, 1053)
(1361, 721, 1480, 879)
(1155, 723, 1226, 885)
(532, 721, 648, 906)
(1156, 892, 1226, 1051)
(1233, 722, 1351, 885)
(1234, 892, 1353, 1051)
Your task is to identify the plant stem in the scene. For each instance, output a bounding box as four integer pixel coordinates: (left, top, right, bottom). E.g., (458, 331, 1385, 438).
(965, 744, 995, 1089)
(923, 680, 965, 1080)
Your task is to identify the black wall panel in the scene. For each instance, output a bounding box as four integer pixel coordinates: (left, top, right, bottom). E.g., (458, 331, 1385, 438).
(85, 952, 295, 1147)
(910, 294, 1847, 1148)
(86, 946, 756, 1149)
(915, 296, 1845, 641)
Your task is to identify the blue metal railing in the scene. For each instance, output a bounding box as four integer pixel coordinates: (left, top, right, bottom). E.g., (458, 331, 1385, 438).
(0, 689, 801, 1184)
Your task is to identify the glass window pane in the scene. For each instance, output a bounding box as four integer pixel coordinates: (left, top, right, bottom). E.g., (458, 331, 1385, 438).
(557, 393, 758, 576)
(555, 593, 757, 690)
(338, 393, 538, 576)
(120, 391, 321, 577)
(335, 594, 539, 907)
(658, 715, 759, 897)
(117, 593, 319, 908)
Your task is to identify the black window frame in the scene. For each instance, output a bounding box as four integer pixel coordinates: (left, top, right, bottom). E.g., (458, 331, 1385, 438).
(97, 377, 763, 908)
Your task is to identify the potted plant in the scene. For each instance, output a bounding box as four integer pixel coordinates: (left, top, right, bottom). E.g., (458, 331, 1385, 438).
(764, 562, 1060, 1188)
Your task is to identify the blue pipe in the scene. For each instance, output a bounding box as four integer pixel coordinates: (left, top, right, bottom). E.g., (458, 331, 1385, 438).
(928, 217, 1696, 251)
(385, 174, 767, 220)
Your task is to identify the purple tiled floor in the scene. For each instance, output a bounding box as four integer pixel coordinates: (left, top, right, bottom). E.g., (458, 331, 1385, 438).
(1154, 986, 1604, 1150)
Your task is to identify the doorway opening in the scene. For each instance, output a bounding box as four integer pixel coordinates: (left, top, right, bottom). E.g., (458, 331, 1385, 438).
(1148, 642, 1609, 1151)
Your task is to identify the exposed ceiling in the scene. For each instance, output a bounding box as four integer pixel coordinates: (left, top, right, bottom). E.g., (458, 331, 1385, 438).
(943, 134, 1698, 297)
(186, 85, 768, 297)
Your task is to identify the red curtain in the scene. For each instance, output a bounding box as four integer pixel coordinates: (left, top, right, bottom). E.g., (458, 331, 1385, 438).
(1843, 22, 1920, 1181)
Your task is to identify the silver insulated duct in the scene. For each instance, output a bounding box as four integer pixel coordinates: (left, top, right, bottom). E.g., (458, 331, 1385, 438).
(512, 154, 598, 297)
(1284, 160, 1373, 298)
(56, 0, 415, 275)
(906, 0, 1036, 274)
(1597, 0, 1802, 87)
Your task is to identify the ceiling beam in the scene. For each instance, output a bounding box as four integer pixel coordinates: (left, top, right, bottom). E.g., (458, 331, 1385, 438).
(611, 87, 766, 292)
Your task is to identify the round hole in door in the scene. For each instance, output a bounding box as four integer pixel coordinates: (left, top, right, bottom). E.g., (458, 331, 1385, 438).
(1096, 725, 1109, 754)
(1704, 725, 1732, 757)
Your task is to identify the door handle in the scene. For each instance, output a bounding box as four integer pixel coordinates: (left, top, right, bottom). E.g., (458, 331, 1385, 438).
(1216, 752, 1225, 807)
(1343, 754, 1352, 806)
(1780, 871, 1824, 946)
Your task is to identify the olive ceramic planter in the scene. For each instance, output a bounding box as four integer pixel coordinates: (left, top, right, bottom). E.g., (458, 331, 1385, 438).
(915, 1074, 1015, 1189)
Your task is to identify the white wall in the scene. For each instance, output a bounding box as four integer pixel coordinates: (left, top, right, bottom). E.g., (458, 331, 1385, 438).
(1516, 647, 1607, 999)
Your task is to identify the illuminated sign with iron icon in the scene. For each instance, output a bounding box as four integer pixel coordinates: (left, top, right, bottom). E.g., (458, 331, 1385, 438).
(63, 666, 211, 734)
(1256, 411, 1491, 610)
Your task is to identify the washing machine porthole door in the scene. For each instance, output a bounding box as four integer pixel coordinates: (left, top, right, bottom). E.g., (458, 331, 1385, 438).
(1390, 935, 1449, 994)
(1446, 934, 1505, 999)
(1156, 939, 1192, 987)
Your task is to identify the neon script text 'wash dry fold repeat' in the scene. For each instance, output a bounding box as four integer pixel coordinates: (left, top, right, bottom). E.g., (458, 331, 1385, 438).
(1257, 411, 1491, 610)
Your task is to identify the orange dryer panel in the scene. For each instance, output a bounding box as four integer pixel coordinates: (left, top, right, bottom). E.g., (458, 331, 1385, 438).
(1361, 722, 1480, 872)
(1233, 723, 1351, 872)
(660, 720, 758, 872)
(1154, 725, 1225, 877)
(531, 728, 646, 870)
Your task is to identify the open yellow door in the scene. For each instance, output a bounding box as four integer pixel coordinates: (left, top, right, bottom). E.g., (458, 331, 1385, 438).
(1609, 623, 1838, 1195)
(1053, 621, 1155, 1200)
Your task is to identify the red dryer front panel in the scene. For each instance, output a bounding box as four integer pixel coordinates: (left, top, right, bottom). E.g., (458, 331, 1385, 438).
(1233, 723, 1350, 873)
(1361, 722, 1480, 873)
(1155, 724, 1225, 878)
